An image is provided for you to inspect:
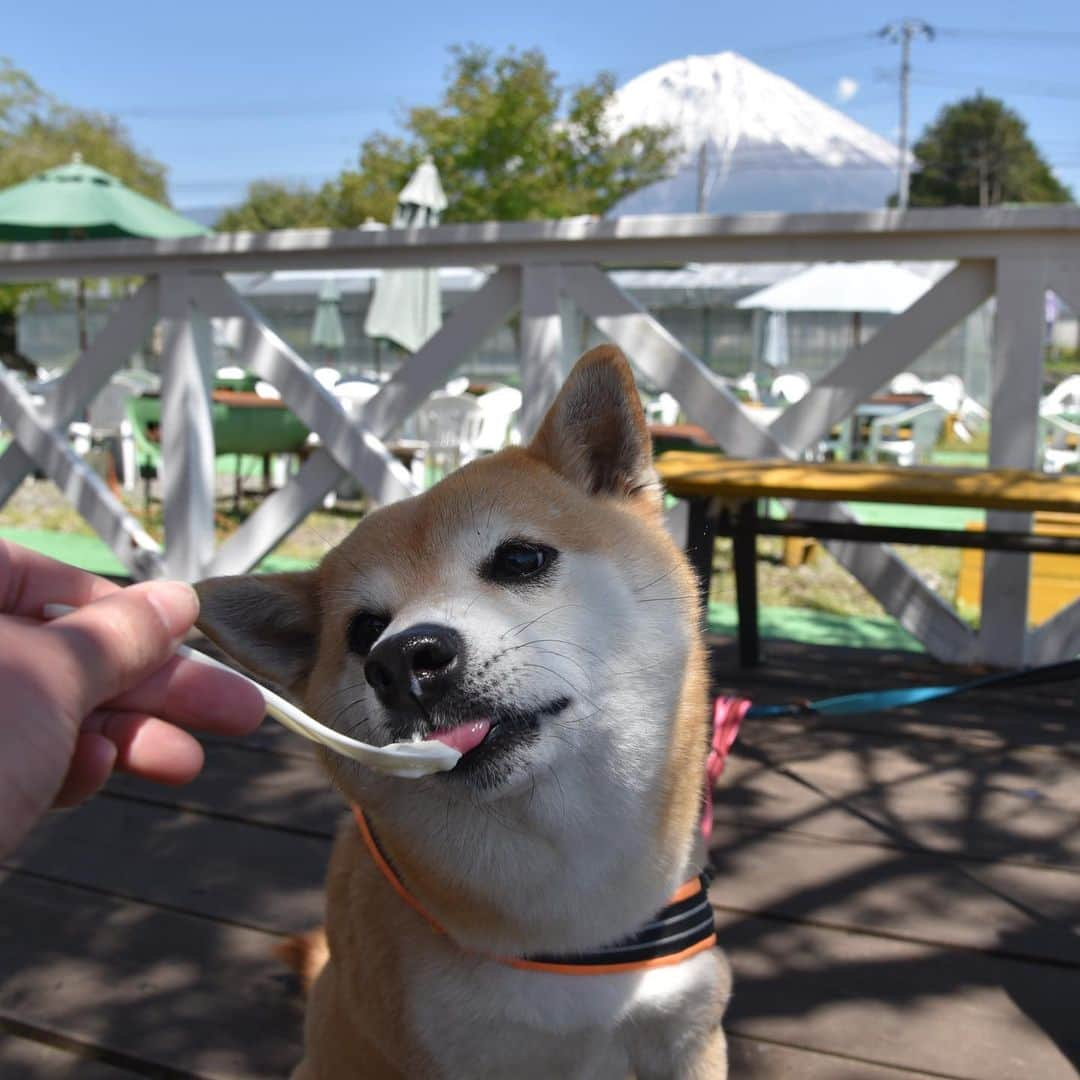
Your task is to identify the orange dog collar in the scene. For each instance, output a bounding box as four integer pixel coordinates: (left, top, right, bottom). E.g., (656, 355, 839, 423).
(352, 806, 717, 976)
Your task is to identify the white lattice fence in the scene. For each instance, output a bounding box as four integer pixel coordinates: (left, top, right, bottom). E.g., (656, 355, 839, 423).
(1, 209, 1079, 665)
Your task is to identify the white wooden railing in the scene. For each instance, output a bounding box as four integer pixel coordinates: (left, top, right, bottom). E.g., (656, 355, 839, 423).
(1, 207, 1079, 668)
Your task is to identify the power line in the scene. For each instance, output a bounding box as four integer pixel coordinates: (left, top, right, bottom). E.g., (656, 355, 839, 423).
(904, 70, 1080, 101)
(877, 19, 935, 208)
(935, 27, 1080, 46)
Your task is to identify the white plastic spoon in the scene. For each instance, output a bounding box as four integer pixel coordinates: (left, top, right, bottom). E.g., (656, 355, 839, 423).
(42, 603, 461, 779)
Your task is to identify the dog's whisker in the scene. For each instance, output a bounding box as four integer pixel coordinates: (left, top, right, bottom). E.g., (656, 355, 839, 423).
(635, 593, 699, 604)
(518, 662, 599, 712)
(502, 603, 584, 639)
(498, 637, 616, 671)
(633, 566, 680, 594)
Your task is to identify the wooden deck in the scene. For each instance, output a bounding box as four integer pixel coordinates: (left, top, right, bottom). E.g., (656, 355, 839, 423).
(1, 636, 1078, 1078)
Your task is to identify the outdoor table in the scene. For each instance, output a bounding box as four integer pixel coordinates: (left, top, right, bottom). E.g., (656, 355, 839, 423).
(656, 451, 1080, 667)
(647, 422, 718, 455)
(847, 392, 930, 458)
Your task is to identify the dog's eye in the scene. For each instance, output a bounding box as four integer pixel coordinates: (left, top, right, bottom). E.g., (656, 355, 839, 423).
(486, 541, 557, 584)
(347, 612, 390, 655)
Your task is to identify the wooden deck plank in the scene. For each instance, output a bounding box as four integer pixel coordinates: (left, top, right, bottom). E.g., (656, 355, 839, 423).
(719, 913, 1080, 1080)
(715, 726, 1080, 870)
(709, 826, 1080, 965)
(0, 873, 303, 1080)
(5, 795, 329, 935)
(0, 1032, 139, 1079)
(728, 1034, 948, 1079)
(107, 743, 341, 838)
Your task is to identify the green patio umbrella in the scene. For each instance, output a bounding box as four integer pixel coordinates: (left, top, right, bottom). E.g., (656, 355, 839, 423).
(311, 278, 346, 361)
(0, 156, 208, 241)
(0, 155, 208, 351)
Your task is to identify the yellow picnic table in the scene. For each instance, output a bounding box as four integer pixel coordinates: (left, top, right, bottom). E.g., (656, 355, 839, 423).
(655, 452, 1080, 666)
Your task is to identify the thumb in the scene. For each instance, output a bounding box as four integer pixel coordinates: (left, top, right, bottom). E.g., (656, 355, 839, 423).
(38, 581, 199, 721)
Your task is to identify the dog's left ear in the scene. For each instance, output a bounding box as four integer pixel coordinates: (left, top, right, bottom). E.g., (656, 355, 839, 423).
(195, 571, 319, 696)
(528, 345, 660, 510)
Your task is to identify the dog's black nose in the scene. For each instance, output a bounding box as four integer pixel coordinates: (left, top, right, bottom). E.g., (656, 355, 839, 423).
(364, 623, 464, 710)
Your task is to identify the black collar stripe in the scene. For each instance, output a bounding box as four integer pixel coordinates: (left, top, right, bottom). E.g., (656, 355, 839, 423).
(524, 874, 716, 967)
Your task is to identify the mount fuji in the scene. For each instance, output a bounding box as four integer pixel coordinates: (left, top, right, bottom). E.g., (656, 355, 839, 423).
(608, 51, 903, 215)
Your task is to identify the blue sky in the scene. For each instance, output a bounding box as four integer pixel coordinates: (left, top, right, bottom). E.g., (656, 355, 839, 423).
(6, 0, 1080, 212)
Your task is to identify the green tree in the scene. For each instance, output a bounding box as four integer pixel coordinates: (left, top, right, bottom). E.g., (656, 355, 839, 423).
(215, 180, 331, 232)
(0, 58, 172, 370)
(219, 45, 676, 231)
(908, 94, 1072, 208)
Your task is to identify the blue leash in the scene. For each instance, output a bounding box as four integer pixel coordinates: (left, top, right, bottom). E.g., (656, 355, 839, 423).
(745, 657, 1080, 720)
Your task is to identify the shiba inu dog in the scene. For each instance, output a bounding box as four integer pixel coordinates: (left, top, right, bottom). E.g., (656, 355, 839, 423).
(196, 346, 730, 1078)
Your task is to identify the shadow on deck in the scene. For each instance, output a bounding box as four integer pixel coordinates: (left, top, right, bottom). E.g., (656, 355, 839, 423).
(1, 637, 1078, 1078)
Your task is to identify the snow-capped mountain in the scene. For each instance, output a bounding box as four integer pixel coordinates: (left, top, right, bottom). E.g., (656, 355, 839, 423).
(608, 52, 902, 215)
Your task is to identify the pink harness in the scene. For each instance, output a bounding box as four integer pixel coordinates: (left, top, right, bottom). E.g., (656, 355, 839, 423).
(701, 696, 750, 840)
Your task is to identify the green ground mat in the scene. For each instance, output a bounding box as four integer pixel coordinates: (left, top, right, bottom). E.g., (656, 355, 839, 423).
(0, 527, 312, 577)
(707, 600, 923, 653)
(762, 499, 982, 530)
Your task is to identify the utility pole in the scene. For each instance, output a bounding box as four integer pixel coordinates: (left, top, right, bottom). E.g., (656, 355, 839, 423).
(878, 18, 934, 208)
(696, 143, 708, 214)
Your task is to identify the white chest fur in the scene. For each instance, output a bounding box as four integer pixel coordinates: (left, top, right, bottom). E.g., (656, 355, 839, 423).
(406, 947, 724, 1079)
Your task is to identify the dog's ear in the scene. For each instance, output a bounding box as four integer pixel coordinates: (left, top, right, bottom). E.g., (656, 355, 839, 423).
(195, 572, 319, 694)
(528, 345, 660, 508)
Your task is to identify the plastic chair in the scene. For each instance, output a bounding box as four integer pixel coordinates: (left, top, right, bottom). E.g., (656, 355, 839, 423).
(644, 392, 680, 426)
(314, 367, 342, 391)
(889, 372, 926, 395)
(473, 386, 522, 454)
(414, 392, 484, 486)
(86, 371, 159, 490)
(867, 402, 947, 467)
(1042, 374, 1080, 417)
(731, 372, 760, 403)
(1042, 414, 1080, 473)
(254, 381, 281, 400)
(770, 372, 811, 405)
(333, 380, 381, 421)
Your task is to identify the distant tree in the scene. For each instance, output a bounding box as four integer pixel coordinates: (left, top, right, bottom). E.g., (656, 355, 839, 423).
(219, 45, 677, 231)
(215, 180, 330, 232)
(318, 134, 416, 227)
(908, 94, 1072, 207)
(0, 57, 171, 371)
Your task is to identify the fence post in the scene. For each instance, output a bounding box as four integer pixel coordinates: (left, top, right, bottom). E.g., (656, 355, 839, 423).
(158, 271, 217, 581)
(978, 255, 1047, 667)
(519, 265, 565, 440)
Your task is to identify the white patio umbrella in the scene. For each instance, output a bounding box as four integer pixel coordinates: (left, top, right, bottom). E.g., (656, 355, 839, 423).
(738, 261, 934, 348)
(364, 158, 448, 354)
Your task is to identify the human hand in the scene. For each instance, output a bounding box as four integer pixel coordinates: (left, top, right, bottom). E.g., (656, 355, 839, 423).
(0, 540, 265, 857)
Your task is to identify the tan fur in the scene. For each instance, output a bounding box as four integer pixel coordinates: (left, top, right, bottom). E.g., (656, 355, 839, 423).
(274, 929, 329, 996)
(198, 347, 729, 1078)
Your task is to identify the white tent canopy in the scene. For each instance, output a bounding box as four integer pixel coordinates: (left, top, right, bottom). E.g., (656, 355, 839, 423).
(736, 261, 935, 314)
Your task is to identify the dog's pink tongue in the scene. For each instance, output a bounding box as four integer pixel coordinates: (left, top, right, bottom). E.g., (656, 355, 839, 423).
(426, 719, 491, 756)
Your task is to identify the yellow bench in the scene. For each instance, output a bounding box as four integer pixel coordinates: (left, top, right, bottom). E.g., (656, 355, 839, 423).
(956, 512, 1080, 623)
(655, 452, 1080, 666)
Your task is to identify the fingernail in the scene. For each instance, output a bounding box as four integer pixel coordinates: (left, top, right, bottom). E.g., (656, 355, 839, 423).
(143, 581, 200, 640)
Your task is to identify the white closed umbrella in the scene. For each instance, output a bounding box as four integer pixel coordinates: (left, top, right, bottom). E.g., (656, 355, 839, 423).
(364, 158, 448, 354)
(762, 311, 789, 368)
